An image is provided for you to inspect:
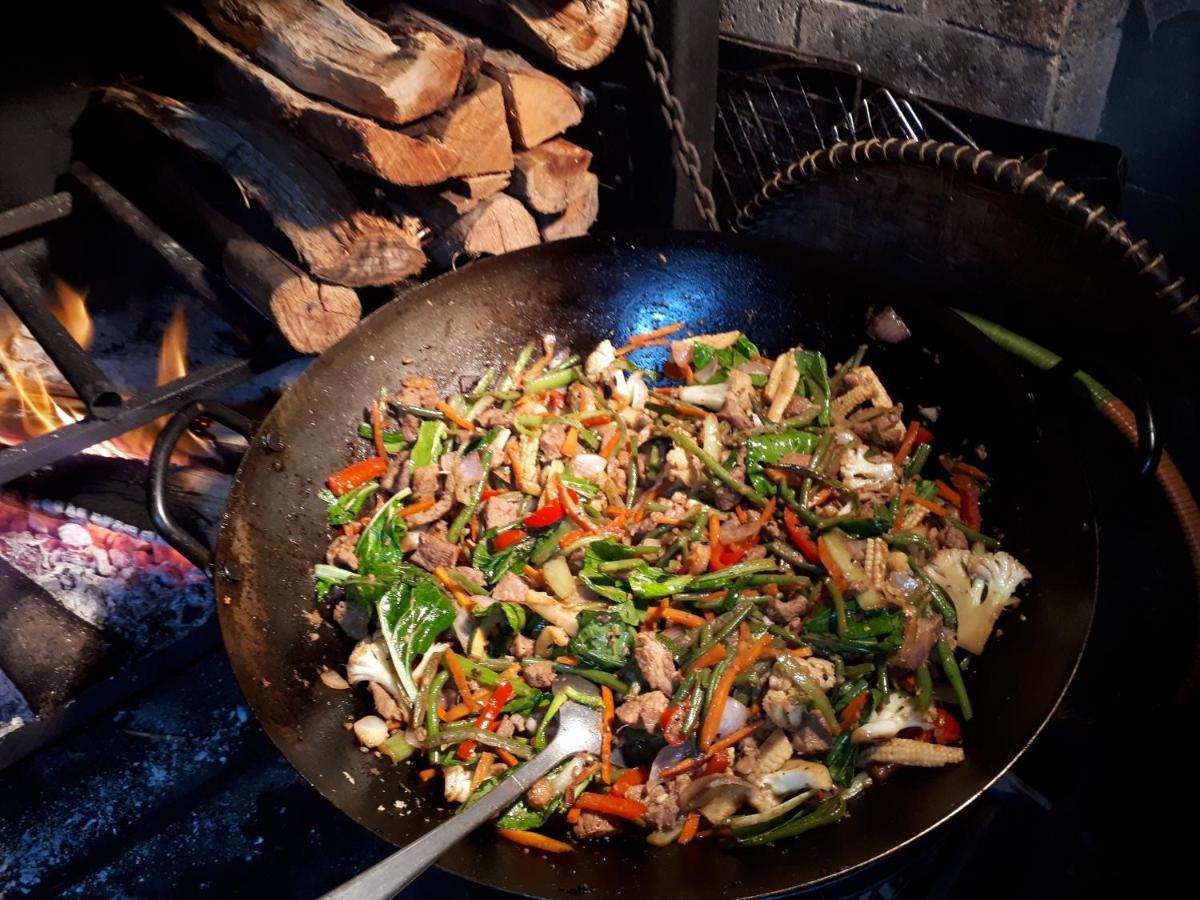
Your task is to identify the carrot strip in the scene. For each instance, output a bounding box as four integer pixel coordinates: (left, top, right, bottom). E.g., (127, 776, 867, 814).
(470, 751, 495, 794)
(704, 721, 760, 757)
(643, 600, 669, 629)
(934, 479, 962, 506)
(611, 767, 649, 798)
(662, 607, 706, 629)
(559, 528, 588, 549)
(436, 400, 475, 432)
(498, 830, 573, 853)
(807, 488, 833, 509)
(562, 763, 599, 806)
(893, 421, 921, 465)
(371, 399, 388, 458)
(684, 643, 727, 673)
(677, 811, 701, 845)
(557, 655, 579, 666)
(659, 756, 701, 779)
(615, 337, 670, 357)
(561, 427, 579, 458)
(708, 513, 722, 573)
(497, 748, 520, 767)
(579, 413, 613, 427)
(840, 691, 869, 729)
(558, 476, 596, 531)
(445, 652, 480, 713)
(599, 428, 622, 459)
(629, 321, 685, 345)
(909, 494, 953, 518)
(573, 792, 648, 821)
(734, 506, 748, 524)
(506, 442, 526, 491)
(418, 768, 437, 782)
(600, 686, 615, 785)
(397, 497, 437, 519)
(433, 567, 472, 607)
(698, 664, 739, 751)
(566, 807, 582, 824)
(740, 633, 772, 669)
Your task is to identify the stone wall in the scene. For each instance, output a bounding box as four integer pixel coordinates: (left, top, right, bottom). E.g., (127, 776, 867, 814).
(719, 0, 1130, 137)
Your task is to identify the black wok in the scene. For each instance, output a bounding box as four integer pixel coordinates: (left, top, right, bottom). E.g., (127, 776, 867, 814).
(150, 232, 1096, 898)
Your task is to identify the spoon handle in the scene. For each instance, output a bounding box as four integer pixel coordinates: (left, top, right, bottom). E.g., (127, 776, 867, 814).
(321, 744, 567, 900)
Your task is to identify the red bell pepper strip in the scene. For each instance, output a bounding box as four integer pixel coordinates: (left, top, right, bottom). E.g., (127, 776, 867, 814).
(932, 708, 961, 744)
(914, 426, 935, 446)
(523, 502, 565, 528)
(327, 456, 387, 495)
(949, 475, 982, 530)
(456, 679, 515, 760)
(782, 507, 821, 563)
(493, 529, 528, 551)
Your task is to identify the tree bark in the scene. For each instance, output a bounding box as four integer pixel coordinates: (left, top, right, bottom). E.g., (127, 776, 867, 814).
(98, 86, 426, 287)
(201, 0, 472, 125)
(418, 0, 629, 70)
(482, 48, 583, 149)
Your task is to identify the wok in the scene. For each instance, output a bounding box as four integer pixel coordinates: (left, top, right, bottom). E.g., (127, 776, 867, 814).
(149, 232, 1097, 898)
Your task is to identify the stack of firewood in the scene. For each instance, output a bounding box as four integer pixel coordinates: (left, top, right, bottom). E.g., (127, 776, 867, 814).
(75, 0, 627, 352)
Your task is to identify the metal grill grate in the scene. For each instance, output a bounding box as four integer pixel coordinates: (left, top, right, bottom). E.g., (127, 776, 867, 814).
(713, 53, 976, 227)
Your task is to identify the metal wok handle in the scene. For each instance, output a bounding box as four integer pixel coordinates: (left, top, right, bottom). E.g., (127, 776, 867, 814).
(148, 400, 255, 572)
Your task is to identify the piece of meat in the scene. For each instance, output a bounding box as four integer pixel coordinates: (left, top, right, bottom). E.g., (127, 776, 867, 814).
(325, 535, 359, 570)
(686, 542, 711, 575)
(717, 369, 756, 431)
(848, 404, 904, 449)
(784, 395, 816, 419)
(573, 811, 620, 839)
(509, 633, 535, 658)
(495, 715, 518, 739)
(492, 572, 529, 604)
(791, 711, 833, 755)
(888, 612, 943, 669)
(642, 789, 681, 831)
(767, 594, 808, 628)
(933, 525, 970, 550)
(410, 532, 459, 571)
(333, 600, 371, 640)
(614, 690, 670, 734)
(523, 661, 555, 688)
(713, 458, 747, 511)
(406, 492, 453, 527)
(539, 423, 568, 460)
(381, 453, 409, 493)
(454, 566, 485, 586)
(606, 448, 630, 493)
(411, 464, 441, 500)
(634, 633, 678, 694)
(526, 776, 555, 810)
(483, 496, 523, 530)
(476, 406, 515, 429)
(394, 384, 440, 441)
(369, 682, 405, 725)
(664, 446, 703, 489)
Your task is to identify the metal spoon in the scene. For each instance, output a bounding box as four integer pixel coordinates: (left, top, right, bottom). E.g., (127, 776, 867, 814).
(322, 674, 603, 900)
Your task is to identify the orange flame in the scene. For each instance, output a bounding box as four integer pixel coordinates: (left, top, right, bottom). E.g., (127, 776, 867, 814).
(0, 284, 207, 461)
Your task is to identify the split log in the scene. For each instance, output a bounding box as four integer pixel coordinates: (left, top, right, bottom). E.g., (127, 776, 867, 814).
(426, 194, 540, 267)
(482, 48, 583, 149)
(450, 172, 511, 200)
(536, 171, 599, 241)
(146, 166, 361, 353)
(175, 9, 508, 183)
(509, 138, 593, 214)
(201, 0, 473, 125)
(97, 86, 426, 288)
(420, 0, 629, 70)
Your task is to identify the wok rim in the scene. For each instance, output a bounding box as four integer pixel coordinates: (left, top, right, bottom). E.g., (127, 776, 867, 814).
(211, 231, 1099, 897)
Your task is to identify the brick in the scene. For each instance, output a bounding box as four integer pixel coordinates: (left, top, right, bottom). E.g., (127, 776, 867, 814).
(795, 0, 1058, 123)
(1049, 25, 1123, 136)
(925, 0, 1074, 52)
(719, 0, 801, 47)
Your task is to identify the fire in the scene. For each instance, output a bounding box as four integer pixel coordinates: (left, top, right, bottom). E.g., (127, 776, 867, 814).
(0, 282, 206, 461)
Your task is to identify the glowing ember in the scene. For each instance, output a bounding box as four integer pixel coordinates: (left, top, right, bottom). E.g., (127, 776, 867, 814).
(0, 282, 206, 460)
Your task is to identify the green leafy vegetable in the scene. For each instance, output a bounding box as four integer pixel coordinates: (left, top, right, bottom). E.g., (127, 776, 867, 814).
(357, 423, 407, 454)
(691, 333, 760, 384)
(354, 491, 411, 580)
(377, 576, 456, 700)
(568, 609, 637, 670)
(744, 429, 821, 496)
(472, 530, 537, 586)
(627, 564, 694, 600)
(578, 539, 636, 602)
(319, 481, 380, 527)
(825, 733, 856, 787)
(411, 420, 446, 469)
(792, 350, 831, 426)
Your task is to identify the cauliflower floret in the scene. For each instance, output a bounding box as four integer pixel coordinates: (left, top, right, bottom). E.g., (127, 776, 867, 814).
(851, 692, 933, 743)
(927, 549, 1032, 654)
(585, 339, 616, 380)
(839, 445, 898, 490)
(443, 765, 472, 803)
(611, 369, 649, 409)
(346, 636, 402, 698)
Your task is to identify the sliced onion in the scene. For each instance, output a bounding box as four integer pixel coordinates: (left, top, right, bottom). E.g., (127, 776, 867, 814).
(353, 715, 389, 748)
(452, 606, 475, 650)
(867, 306, 912, 344)
(736, 359, 772, 377)
(889, 571, 920, 597)
(717, 696, 751, 738)
(457, 451, 483, 484)
(648, 741, 699, 786)
(570, 453, 607, 481)
(678, 382, 729, 411)
(694, 357, 720, 384)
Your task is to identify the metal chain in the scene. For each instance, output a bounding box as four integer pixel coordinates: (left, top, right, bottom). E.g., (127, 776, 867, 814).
(627, 0, 721, 230)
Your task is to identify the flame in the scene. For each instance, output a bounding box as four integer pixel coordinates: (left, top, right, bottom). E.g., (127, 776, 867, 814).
(0, 286, 207, 461)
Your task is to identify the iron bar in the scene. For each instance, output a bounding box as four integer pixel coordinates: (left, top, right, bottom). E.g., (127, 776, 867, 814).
(0, 192, 72, 242)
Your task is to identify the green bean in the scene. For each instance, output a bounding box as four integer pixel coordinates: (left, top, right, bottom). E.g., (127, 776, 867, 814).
(563, 685, 607, 710)
(937, 638, 973, 720)
(875, 661, 890, 695)
(828, 344, 867, 393)
(426, 670, 449, 742)
(547, 353, 581, 372)
(733, 658, 773, 690)
(447, 445, 494, 542)
(887, 532, 936, 554)
(457, 655, 535, 696)
(685, 602, 754, 664)
(681, 682, 704, 735)
(390, 402, 446, 421)
(778, 478, 821, 527)
(904, 443, 932, 479)
(427, 726, 533, 759)
(524, 368, 577, 394)
(498, 342, 536, 392)
(735, 796, 847, 846)
(945, 519, 1001, 550)
(689, 559, 778, 591)
(549, 663, 630, 695)
(768, 540, 821, 573)
(656, 538, 685, 566)
(670, 671, 698, 706)
(657, 427, 768, 507)
(762, 622, 805, 647)
(908, 559, 958, 629)
(829, 578, 848, 638)
(916, 663, 933, 711)
(597, 557, 646, 575)
(533, 691, 568, 751)
(468, 368, 497, 400)
(776, 655, 838, 731)
(625, 434, 639, 507)
(744, 573, 813, 588)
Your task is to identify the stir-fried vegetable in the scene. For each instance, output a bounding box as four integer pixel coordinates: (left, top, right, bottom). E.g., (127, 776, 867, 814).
(313, 327, 1028, 851)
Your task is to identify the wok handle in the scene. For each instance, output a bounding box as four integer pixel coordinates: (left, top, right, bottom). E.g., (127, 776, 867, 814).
(148, 400, 256, 572)
(320, 744, 569, 900)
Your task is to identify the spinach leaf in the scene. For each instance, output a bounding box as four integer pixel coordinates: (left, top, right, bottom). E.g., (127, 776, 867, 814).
(691, 333, 760, 384)
(793, 350, 832, 426)
(569, 610, 637, 670)
(472, 531, 537, 586)
(612, 596, 648, 627)
(825, 732, 856, 787)
(744, 429, 821, 496)
(320, 480, 380, 526)
(377, 576, 455, 700)
(578, 539, 636, 602)
(627, 564, 694, 600)
(355, 493, 410, 578)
